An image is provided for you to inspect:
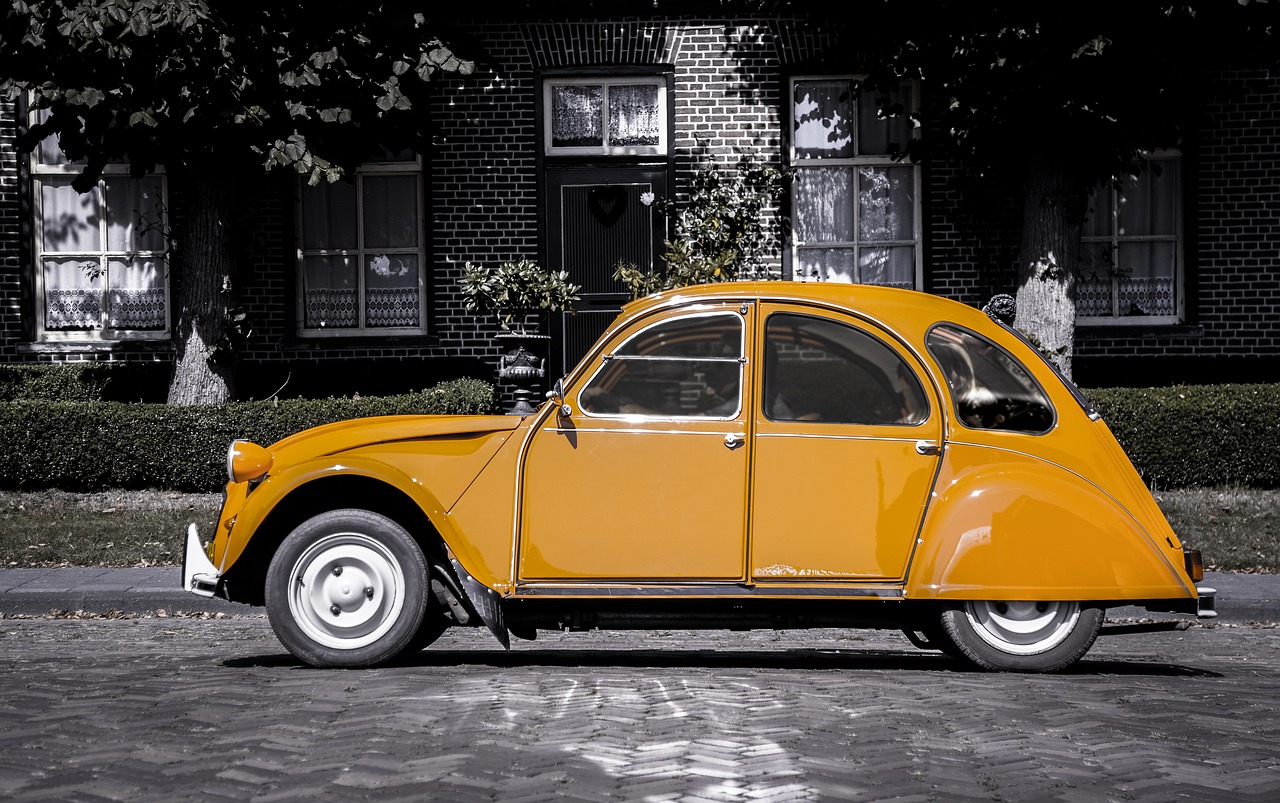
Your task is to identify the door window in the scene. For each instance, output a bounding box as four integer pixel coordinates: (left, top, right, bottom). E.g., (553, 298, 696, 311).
(763, 313, 928, 425)
(579, 312, 743, 418)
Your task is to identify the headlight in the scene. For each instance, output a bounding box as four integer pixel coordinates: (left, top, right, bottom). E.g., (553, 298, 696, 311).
(227, 440, 273, 484)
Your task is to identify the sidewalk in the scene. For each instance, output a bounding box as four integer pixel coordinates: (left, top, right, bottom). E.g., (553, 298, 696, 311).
(0, 567, 1274, 622)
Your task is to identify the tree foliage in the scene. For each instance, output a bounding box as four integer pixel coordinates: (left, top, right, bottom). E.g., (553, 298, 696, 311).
(1, 1, 476, 188)
(0, 2, 477, 404)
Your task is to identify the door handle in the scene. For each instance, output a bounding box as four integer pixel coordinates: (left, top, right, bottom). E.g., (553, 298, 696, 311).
(915, 440, 942, 456)
(724, 433, 746, 450)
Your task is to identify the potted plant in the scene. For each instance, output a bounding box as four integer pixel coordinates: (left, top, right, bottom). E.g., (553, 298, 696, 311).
(461, 259, 580, 414)
(461, 259, 580, 335)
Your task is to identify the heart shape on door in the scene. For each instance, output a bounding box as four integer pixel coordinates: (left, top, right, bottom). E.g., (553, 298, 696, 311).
(587, 186, 628, 227)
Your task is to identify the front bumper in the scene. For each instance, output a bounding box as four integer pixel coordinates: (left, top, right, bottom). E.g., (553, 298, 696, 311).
(182, 524, 221, 598)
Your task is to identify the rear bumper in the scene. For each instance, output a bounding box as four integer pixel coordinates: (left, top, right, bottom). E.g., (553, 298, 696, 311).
(182, 524, 221, 598)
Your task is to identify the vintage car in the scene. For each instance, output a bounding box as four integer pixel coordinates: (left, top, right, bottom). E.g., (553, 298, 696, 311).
(183, 281, 1214, 672)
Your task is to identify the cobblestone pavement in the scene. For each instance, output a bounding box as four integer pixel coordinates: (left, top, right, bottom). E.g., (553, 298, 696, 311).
(1, 617, 1278, 802)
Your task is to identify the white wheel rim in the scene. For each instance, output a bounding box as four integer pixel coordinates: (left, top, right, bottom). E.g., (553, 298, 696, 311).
(287, 532, 405, 650)
(965, 601, 1080, 656)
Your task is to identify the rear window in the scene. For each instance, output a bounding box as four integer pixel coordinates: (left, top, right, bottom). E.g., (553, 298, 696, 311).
(926, 324, 1055, 433)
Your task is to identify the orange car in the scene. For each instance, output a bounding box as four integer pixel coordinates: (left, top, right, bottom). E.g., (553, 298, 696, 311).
(183, 281, 1214, 672)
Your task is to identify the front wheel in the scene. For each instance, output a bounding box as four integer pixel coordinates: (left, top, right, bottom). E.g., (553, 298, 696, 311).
(941, 601, 1103, 673)
(265, 509, 429, 668)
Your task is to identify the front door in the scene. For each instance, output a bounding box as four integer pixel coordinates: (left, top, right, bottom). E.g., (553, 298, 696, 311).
(519, 303, 753, 581)
(546, 165, 667, 376)
(749, 304, 943, 581)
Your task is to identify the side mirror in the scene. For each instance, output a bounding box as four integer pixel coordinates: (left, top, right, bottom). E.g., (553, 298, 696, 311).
(547, 378, 572, 418)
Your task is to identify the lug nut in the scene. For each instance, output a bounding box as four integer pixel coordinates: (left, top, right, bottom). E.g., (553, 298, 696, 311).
(332, 566, 343, 576)
(364, 586, 375, 599)
(330, 604, 340, 615)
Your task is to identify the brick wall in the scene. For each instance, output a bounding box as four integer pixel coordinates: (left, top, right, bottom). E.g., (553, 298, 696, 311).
(1, 17, 1278, 393)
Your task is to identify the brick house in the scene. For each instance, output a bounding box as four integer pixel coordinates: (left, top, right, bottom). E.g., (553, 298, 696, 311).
(1, 10, 1277, 401)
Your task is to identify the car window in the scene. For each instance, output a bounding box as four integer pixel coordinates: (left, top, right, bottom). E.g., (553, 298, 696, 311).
(763, 313, 929, 425)
(579, 312, 743, 418)
(925, 324, 1055, 433)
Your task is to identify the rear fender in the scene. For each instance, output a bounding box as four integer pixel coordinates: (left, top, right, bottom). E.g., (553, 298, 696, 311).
(907, 459, 1194, 602)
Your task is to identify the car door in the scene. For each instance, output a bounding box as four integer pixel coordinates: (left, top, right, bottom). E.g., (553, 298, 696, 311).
(519, 302, 754, 581)
(749, 304, 942, 582)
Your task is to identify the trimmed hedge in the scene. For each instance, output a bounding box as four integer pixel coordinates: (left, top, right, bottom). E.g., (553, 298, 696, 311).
(1085, 384, 1280, 490)
(0, 377, 498, 492)
(3, 379, 1277, 492)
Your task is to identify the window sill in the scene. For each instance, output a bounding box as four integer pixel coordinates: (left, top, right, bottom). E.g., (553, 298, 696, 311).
(1075, 324, 1204, 339)
(17, 339, 174, 355)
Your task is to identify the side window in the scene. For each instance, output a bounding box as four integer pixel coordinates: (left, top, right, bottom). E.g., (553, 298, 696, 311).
(763, 313, 928, 425)
(29, 109, 169, 340)
(580, 312, 743, 418)
(297, 152, 426, 336)
(790, 76, 921, 288)
(926, 325, 1055, 433)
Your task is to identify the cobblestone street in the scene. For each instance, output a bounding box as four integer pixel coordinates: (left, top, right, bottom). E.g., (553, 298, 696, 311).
(1, 617, 1278, 801)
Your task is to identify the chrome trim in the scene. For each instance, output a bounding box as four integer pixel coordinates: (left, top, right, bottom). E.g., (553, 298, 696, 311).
(1196, 586, 1218, 619)
(182, 524, 220, 598)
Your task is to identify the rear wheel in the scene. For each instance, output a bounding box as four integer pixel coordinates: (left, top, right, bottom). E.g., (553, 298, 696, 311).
(941, 601, 1102, 673)
(265, 509, 428, 668)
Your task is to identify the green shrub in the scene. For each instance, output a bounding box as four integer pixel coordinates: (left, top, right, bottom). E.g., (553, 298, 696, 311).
(0, 364, 114, 402)
(0, 377, 498, 492)
(1085, 384, 1280, 489)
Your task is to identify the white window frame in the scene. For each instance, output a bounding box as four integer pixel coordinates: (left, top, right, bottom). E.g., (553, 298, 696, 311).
(788, 75, 923, 290)
(1078, 150, 1183, 326)
(295, 155, 428, 338)
(28, 110, 170, 342)
(542, 76, 668, 157)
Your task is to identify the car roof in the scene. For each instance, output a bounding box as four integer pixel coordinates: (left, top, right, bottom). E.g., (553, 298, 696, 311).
(620, 281, 997, 342)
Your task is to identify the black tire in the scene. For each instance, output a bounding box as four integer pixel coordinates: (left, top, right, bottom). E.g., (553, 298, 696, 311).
(265, 509, 428, 668)
(940, 601, 1103, 673)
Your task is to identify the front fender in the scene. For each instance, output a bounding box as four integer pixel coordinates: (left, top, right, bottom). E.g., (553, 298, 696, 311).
(215, 456, 489, 588)
(906, 447, 1195, 602)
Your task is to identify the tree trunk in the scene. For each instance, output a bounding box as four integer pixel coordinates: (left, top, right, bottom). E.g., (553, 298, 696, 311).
(167, 174, 237, 405)
(1013, 153, 1088, 380)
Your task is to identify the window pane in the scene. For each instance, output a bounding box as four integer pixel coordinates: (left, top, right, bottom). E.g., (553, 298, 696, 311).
(609, 84, 660, 147)
(584, 313, 743, 418)
(797, 247, 856, 283)
(926, 325, 1054, 433)
(362, 175, 418, 250)
(301, 181, 358, 251)
(857, 85, 912, 155)
(794, 167, 855, 243)
(106, 258, 166, 330)
(1083, 189, 1114, 239)
(41, 181, 100, 253)
(366, 253, 420, 327)
(43, 258, 101, 331)
(1118, 162, 1178, 238)
(793, 79, 855, 159)
(859, 246, 915, 288)
(303, 255, 358, 328)
(1117, 241, 1176, 316)
(858, 166, 914, 241)
(105, 177, 166, 253)
(765, 313, 928, 425)
(614, 313, 742, 359)
(551, 84, 603, 147)
(1078, 243, 1116, 317)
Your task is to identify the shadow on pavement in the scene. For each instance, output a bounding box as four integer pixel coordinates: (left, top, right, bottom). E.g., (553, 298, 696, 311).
(223, 647, 1222, 677)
